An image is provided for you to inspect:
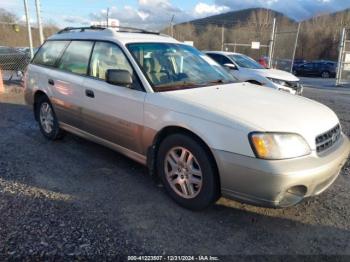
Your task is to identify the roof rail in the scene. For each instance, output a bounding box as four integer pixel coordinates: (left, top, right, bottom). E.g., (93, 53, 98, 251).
(57, 26, 105, 34)
(57, 26, 161, 35)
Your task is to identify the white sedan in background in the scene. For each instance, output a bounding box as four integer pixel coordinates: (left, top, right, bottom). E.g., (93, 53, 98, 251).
(205, 51, 303, 95)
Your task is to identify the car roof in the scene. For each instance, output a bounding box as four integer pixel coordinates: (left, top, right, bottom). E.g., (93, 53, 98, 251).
(48, 27, 179, 45)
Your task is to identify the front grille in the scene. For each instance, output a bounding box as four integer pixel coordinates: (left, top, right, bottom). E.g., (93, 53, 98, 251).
(316, 124, 341, 153)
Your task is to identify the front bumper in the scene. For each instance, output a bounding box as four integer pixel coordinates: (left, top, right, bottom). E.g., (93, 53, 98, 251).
(213, 133, 350, 207)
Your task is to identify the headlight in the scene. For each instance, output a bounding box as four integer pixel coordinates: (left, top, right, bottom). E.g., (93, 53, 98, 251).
(267, 77, 287, 87)
(249, 132, 311, 160)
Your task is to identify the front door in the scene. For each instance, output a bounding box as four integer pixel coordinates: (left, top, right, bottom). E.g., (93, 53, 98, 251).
(82, 41, 146, 154)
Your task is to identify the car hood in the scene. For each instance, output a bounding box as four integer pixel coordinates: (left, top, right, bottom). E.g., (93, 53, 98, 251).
(160, 82, 339, 150)
(248, 68, 299, 82)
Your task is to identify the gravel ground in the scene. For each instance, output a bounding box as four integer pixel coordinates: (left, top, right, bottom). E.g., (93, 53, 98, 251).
(0, 84, 349, 260)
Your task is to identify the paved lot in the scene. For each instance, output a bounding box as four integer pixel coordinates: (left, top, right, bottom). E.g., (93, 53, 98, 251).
(0, 84, 349, 259)
(300, 76, 350, 90)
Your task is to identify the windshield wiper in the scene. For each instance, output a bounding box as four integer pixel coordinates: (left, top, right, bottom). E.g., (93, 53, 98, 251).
(154, 81, 204, 92)
(203, 79, 229, 86)
(208, 79, 224, 84)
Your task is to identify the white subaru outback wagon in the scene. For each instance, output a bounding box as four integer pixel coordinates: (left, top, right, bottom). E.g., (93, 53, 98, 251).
(24, 26, 350, 210)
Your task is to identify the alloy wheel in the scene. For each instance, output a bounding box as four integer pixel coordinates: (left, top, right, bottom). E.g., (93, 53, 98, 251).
(39, 102, 54, 134)
(164, 146, 203, 199)
(322, 72, 330, 78)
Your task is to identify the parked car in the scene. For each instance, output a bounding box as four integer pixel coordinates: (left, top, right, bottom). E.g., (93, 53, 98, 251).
(293, 59, 307, 67)
(294, 61, 337, 78)
(205, 51, 303, 95)
(292, 59, 307, 75)
(258, 56, 268, 68)
(17, 47, 39, 58)
(0, 46, 30, 72)
(272, 58, 292, 72)
(24, 27, 350, 210)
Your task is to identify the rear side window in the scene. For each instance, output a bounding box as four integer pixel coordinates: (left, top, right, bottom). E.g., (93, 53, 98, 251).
(57, 41, 94, 75)
(32, 41, 68, 67)
(207, 54, 223, 64)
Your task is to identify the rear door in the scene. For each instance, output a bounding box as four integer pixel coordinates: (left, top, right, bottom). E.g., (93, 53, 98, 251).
(81, 41, 146, 154)
(302, 62, 315, 76)
(50, 40, 94, 129)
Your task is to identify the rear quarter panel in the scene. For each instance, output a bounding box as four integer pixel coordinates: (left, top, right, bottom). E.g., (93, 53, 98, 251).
(24, 64, 54, 106)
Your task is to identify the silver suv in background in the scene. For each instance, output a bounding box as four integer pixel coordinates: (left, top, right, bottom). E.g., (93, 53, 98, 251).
(24, 26, 349, 210)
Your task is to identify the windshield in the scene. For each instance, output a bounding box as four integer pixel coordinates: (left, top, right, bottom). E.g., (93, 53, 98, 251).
(127, 43, 236, 92)
(228, 54, 264, 69)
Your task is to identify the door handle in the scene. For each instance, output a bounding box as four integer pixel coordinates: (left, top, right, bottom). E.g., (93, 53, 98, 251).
(48, 79, 54, 86)
(85, 89, 95, 98)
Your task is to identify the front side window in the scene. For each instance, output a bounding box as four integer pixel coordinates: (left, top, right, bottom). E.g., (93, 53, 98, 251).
(90, 42, 133, 80)
(33, 41, 69, 67)
(57, 41, 94, 75)
(228, 54, 264, 69)
(221, 56, 232, 65)
(127, 43, 235, 92)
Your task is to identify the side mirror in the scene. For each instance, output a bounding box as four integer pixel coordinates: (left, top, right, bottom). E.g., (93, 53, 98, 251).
(106, 69, 133, 87)
(223, 63, 237, 70)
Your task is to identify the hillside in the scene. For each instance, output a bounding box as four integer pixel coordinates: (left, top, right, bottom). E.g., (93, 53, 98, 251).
(186, 8, 296, 27)
(0, 8, 59, 48)
(305, 8, 350, 22)
(171, 7, 350, 61)
(171, 8, 297, 59)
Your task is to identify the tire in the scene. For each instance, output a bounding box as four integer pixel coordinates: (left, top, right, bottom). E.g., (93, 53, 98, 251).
(321, 71, 330, 78)
(35, 95, 65, 140)
(157, 134, 220, 210)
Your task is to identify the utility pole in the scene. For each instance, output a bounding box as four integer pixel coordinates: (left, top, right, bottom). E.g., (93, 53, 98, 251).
(170, 15, 175, 37)
(106, 8, 110, 27)
(23, 0, 34, 59)
(35, 0, 44, 44)
(221, 25, 225, 51)
(268, 18, 276, 68)
(290, 22, 301, 73)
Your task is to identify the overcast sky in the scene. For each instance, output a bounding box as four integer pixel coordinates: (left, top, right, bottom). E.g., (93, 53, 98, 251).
(1, 0, 349, 29)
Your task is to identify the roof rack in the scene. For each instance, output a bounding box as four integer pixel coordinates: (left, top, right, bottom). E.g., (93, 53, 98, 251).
(57, 26, 161, 35)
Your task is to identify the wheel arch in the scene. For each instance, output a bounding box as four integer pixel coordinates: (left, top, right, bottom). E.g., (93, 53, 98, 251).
(33, 90, 49, 121)
(147, 125, 221, 191)
(321, 70, 330, 77)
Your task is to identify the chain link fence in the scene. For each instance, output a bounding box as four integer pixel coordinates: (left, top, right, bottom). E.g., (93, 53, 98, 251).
(0, 46, 31, 82)
(336, 28, 350, 86)
(0, 23, 58, 86)
(271, 23, 300, 72)
(172, 20, 299, 72)
(0, 23, 31, 82)
(222, 23, 271, 61)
